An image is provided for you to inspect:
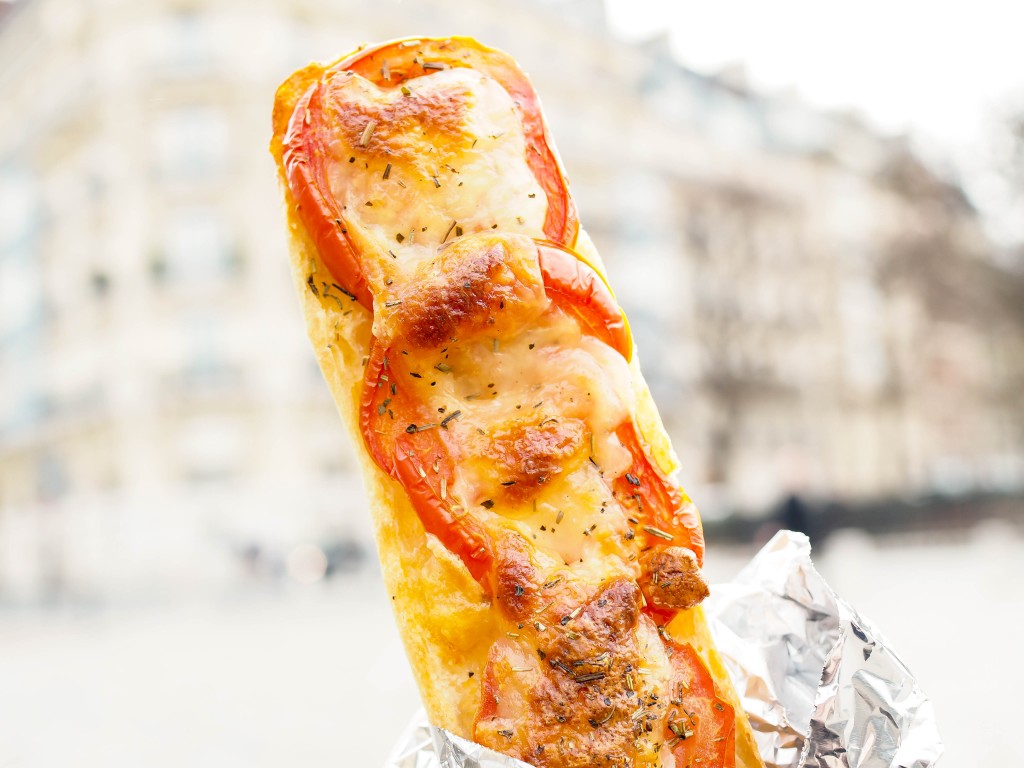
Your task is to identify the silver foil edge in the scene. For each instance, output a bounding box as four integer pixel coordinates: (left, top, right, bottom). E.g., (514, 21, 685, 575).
(385, 530, 942, 768)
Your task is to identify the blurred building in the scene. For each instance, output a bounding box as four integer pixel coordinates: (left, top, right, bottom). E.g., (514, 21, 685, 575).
(0, 0, 374, 601)
(1, 0, 1021, 602)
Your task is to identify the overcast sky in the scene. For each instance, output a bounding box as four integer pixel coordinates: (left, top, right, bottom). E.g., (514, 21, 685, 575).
(605, 0, 1024, 243)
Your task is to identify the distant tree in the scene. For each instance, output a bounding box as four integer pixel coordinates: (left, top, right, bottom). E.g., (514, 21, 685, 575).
(684, 186, 796, 486)
(876, 144, 1024, 329)
(877, 137, 1024, 417)
(997, 103, 1024, 298)
(994, 106, 1024, 398)
(1001, 108, 1024, 208)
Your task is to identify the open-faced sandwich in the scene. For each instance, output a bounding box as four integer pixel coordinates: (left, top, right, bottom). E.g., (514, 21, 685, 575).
(271, 36, 765, 768)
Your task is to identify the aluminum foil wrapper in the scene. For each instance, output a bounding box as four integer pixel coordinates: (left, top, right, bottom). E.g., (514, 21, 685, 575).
(704, 531, 941, 768)
(385, 530, 941, 768)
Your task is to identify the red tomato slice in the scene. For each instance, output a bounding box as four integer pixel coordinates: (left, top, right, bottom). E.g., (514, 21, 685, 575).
(665, 642, 736, 768)
(282, 37, 578, 309)
(537, 242, 632, 361)
(359, 340, 399, 477)
(360, 339, 494, 585)
(283, 82, 374, 309)
(335, 37, 578, 248)
(392, 435, 493, 584)
(613, 422, 705, 565)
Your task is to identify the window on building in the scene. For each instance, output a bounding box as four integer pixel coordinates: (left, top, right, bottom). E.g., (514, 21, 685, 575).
(90, 271, 110, 298)
(157, 207, 237, 283)
(840, 271, 888, 393)
(154, 106, 228, 180)
(0, 167, 35, 247)
(176, 415, 243, 483)
(156, 8, 214, 76)
(0, 258, 39, 338)
(159, 309, 241, 398)
(36, 452, 70, 502)
(0, 167, 43, 342)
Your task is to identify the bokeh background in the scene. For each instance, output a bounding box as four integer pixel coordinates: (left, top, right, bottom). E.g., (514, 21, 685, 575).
(1, 0, 1022, 765)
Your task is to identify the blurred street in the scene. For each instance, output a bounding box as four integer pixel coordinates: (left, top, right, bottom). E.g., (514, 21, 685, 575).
(2, 529, 1021, 768)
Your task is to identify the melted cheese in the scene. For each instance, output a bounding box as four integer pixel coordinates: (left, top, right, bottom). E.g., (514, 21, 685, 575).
(317, 61, 654, 593)
(386, 304, 641, 585)
(475, 579, 676, 767)
(323, 67, 548, 293)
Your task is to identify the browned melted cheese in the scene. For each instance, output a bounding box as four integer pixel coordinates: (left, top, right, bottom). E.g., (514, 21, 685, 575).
(484, 418, 589, 498)
(477, 576, 675, 768)
(377, 235, 548, 350)
(639, 547, 709, 612)
(328, 72, 471, 162)
(321, 67, 548, 298)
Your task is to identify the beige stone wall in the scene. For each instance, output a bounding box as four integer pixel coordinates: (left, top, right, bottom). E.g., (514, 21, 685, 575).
(0, 0, 1018, 599)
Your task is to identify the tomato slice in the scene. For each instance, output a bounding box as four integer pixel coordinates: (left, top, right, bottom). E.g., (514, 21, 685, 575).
(282, 37, 577, 308)
(537, 243, 632, 362)
(360, 339, 442, 479)
(361, 339, 494, 585)
(283, 83, 374, 309)
(359, 264, 695, 589)
(613, 422, 705, 566)
(334, 37, 577, 248)
(665, 642, 736, 768)
(359, 340, 399, 476)
(392, 435, 493, 584)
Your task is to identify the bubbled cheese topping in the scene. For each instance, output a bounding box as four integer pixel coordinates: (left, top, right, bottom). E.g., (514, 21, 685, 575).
(323, 67, 548, 291)
(388, 303, 640, 584)
(318, 63, 645, 588)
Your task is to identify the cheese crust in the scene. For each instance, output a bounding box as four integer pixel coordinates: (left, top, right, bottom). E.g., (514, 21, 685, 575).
(271, 38, 764, 768)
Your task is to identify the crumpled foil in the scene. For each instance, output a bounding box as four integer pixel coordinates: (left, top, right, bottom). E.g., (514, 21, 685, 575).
(384, 530, 942, 768)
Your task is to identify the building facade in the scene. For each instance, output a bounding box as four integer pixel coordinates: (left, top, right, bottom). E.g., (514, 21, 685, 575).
(1, 0, 1019, 601)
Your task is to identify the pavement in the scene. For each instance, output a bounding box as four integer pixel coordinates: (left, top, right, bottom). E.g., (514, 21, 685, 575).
(1, 524, 1020, 767)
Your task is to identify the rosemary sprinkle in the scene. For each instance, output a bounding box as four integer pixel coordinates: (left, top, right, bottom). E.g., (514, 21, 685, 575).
(442, 220, 457, 242)
(359, 120, 376, 147)
(405, 423, 437, 433)
(440, 410, 462, 428)
(642, 526, 674, 541)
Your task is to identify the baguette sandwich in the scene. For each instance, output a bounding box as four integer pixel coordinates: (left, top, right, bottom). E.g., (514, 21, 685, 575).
(270, 37, 764, 768)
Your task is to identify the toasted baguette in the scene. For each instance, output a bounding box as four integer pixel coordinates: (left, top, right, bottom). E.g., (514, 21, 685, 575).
(271, 39, 763, 768)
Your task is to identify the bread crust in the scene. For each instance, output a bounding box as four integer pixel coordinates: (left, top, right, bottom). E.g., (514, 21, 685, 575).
(271, 42, 764, 768)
